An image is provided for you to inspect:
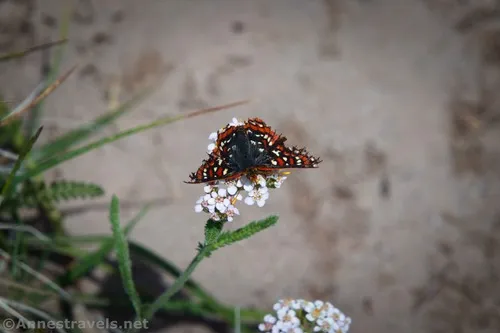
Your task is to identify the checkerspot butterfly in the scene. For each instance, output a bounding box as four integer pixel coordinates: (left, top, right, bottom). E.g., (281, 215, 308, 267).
(185, 117, 322, 184)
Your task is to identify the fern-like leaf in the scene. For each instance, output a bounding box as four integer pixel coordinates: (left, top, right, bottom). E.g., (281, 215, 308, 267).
(109, 194, 143, 320)
(206, 215, 279, 252)
(19, 180, 104, 206)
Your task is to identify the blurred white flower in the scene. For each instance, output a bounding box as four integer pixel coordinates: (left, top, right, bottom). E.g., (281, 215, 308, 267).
(259, 299, 351, 333)
(229, 117, 244, 127)
(208, 131, 218, 142)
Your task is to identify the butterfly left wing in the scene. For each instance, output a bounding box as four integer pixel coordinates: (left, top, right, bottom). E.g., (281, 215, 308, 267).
(185, 153, 243, 184)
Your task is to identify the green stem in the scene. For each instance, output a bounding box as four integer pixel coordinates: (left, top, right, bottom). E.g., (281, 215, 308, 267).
(129, 219, 226, 332)
(141, 246, 209, 322)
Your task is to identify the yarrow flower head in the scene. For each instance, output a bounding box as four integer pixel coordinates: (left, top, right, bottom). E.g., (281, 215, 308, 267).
(187, 117, 323, 222)
(259, 299, 351, 333)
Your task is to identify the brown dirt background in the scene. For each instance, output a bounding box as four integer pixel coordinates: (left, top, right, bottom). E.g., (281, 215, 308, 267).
(2, 0, 500, 332)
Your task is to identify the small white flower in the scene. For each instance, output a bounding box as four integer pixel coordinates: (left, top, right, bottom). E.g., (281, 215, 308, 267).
(268, 174, 287, 189)
(255, 174, 267, 187)
(225, 178, 243, 195)
(273, 301, 286, 312)
(276, 309, 300, 330)
(229, 117, 244, 127)
(314, 300, 325, 309)
(207, 143, 216, 153)
(316, 317, 335, 332)
(208, 131, 218, 142)
(245, 187, 269, 207)
(305, 300, 326, 322)
(241, 176, 254, 192)
(225, 205, 240, 222)
(227, 185, 238, 195)
(258, 314, 277, 332)
(264, 314, 276, 324)
(204, 185, 214, 194)
(212, 189, 230, 213)
(194, 195, 205, 213)
(195, 193, 215, 213)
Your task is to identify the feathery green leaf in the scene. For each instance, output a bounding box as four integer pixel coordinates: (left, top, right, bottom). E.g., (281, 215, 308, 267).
(207, 215, 279, 252)
(109, 195, 142, 320)
(18, 180, 104, 207)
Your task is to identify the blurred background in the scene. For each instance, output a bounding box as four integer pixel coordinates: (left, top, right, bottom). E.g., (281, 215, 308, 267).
(1, 0, 500, 332)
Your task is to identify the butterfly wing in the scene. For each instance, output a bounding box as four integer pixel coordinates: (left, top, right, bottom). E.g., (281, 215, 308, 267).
(251, 143, 322, 173)
(244, 117, 286, 150)
(185, 153, 243, 184)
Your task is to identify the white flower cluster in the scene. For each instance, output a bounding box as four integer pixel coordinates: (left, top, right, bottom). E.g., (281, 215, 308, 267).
(258, 299, 351, 333)
(194, 118, 288, 222)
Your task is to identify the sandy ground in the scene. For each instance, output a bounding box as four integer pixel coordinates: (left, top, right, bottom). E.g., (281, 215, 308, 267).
(2, 0, 500, 332)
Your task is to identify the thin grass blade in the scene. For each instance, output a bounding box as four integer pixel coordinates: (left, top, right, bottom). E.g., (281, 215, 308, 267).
(0, 39, 67, 62)
(0, 297, 30, 325)
(0, 297, 67, 333)
(27, 3, 72, 135)
(13, 100, 249, 183)
(0, 66, 77, 127)
(36, 85, 157, 160)
(0, 249, 71, 301)
(0, 126, 43, 202)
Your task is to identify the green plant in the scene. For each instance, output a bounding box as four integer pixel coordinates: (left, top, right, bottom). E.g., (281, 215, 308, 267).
(0, 18, 351, 333)
(0, 37, 271, 333)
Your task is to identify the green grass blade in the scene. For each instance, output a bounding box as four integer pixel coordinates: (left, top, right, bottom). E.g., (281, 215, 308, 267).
(0, 298, 30, 325)
(0, 297, 68, 333)
(13, 100, 249, 183)
(0, 66, 76, 127)
(0, 248, 71, 301)
(0, 224, 50, 242)
(60, 204, 149, 285)
(36, 87, 155, 160)
(0, 39, 67, 62)
(109, 195, 142, 319)
(0, 126, 43, 203)
(27, 3, 72, 135)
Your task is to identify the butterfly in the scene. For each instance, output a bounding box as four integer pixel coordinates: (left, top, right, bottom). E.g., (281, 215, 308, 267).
(185, 117, 322, 184)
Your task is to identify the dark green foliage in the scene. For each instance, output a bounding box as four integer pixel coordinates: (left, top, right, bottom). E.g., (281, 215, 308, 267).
(18, 180, 105, 207)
